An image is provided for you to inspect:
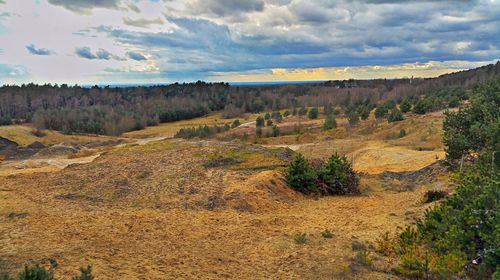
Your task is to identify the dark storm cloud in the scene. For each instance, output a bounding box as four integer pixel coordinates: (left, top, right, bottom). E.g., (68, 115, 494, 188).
(26, 44, 53, 55)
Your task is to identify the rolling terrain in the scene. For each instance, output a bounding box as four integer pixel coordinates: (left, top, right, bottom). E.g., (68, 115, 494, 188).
(0, 108, 454, 279)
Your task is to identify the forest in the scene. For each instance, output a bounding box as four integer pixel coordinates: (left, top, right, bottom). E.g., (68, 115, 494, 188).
(0, 62, 499, 136)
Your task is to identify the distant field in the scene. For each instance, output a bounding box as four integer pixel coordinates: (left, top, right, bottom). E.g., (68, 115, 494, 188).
(0, 125, 112, 147)
(123, 113, 259, 138)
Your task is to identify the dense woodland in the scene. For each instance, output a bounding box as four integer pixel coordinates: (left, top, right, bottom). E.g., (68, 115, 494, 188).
(0, 62, 499, 135)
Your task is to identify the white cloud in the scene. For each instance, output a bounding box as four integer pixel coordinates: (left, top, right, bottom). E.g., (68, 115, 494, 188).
(0, 0, 498, 84)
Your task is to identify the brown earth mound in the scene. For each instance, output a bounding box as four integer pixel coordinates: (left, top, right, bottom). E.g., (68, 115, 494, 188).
(26, 141, 45, 149)
(33, 143, 78, 158)
(223, 170, 302, 212)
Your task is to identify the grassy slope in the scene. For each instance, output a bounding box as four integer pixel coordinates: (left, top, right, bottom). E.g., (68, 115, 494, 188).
(0, 125, 112, 147)
(0, 111, 452, 279)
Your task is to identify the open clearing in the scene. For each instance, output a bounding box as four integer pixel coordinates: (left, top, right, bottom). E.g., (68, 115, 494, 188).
(0, 111, 451, 279)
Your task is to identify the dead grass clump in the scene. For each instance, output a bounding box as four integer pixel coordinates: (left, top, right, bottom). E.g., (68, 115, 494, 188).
(67, 149, 96, 159)
(203, 153, 242, 168)
(353, 250, 373, 268)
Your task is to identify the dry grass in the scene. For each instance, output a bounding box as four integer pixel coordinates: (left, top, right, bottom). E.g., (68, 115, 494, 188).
(0, 137, 439, 279)
(0, 110, 452, 279)
(0, 125, 111, 147)
(123, 113, 260, 139)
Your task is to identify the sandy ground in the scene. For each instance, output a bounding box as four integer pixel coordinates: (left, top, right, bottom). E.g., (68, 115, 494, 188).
(0, 111, 450, 279)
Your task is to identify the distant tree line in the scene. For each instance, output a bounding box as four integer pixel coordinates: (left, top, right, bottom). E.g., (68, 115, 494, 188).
(0, 62, 498, 135)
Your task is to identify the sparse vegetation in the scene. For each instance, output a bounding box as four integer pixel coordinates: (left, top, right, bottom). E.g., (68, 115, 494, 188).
(322, 114, 337, 130)
(388, 108, 404, 122)
(321, 229, 334, 238)
(17, 265, 55, 280)
(353, 250, 373, 268)
(308, 107, 319, 119)
(72, 266, 94, 280)
(174, 124, 231, 139)
(398, 129, 407, 138)
(231, 119, 241, 128)
(0, 263, 94, 280)
(255, 116, 264, 127)
(294, 233, 307, 244)
(347, 110, 360, 126)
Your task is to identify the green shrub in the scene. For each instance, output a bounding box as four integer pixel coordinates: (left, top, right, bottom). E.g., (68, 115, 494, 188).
(231, 119, 240, 128)
(376, 231, 396, 256)
(321, 229, 334, 238)
(271, 125, 280, 137)
(308, 107, 319, 119)
(412, 100, 427, 114)
(285, 154, 318, 194)
(298, 107, 308, 116)
(395, 250, 430, 279)
(294, 233, 307, 245)
(443, 79, 500, 161)
(285, 153, 359, 195)
(322, 114, 337, 130)
(400, 99, 412, 113)
(266, 119, 273, 127)
(386, 80, 500, 280)
(397, 226, 419, 255)
(175, 124, 231, 139)
(18, 265, 54, 280)
(255, 116, 264, 127)
(347, 110, 359, 126)
(398, 129, 407, 138)
(318, 153, 359, 195)
(72, 266, 94, 280)
(374, 104, 389, 119)
(388, 108, 404, 122)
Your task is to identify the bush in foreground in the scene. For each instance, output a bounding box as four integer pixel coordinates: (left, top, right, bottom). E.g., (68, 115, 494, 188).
(1, 264, 94, 280)
(285, 153, 359, 195)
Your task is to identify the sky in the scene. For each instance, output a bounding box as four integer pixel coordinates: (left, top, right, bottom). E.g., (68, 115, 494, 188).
(0, 0, 499, 85)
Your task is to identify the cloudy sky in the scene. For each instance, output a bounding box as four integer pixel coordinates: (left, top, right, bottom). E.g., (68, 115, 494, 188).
(0, 0, 499, 84)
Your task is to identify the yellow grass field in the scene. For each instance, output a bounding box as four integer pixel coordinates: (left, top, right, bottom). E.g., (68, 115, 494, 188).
(0, 125, 112, 147)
